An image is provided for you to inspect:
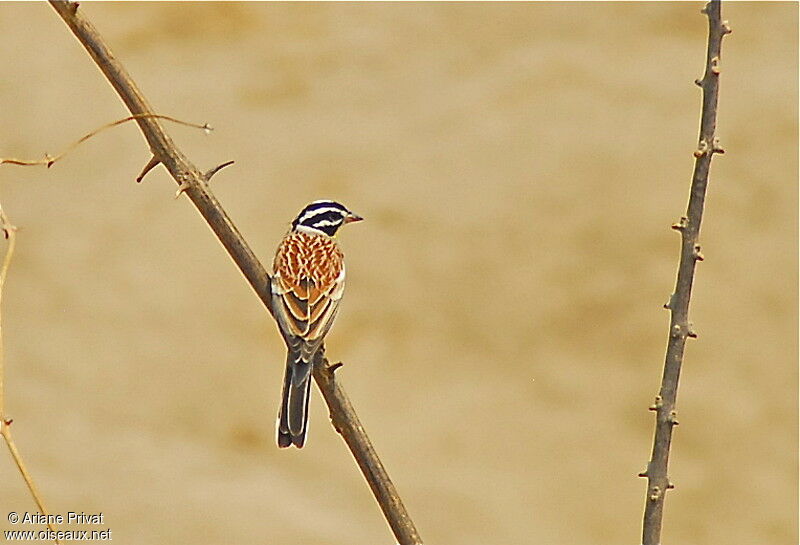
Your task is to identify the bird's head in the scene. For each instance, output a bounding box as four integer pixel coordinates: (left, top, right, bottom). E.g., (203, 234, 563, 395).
(291, 200, 363, 237)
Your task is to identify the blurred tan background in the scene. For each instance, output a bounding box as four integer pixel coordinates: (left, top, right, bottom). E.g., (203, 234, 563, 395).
(0, 2, 796, 544)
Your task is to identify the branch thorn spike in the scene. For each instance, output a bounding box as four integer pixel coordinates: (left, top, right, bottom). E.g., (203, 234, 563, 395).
(649, 395, 663, 411)
(328, 362, 344, 374)
(693, 244, 704, 261)
(671, 217, 688, 231)
(694, 139, 709, 158)
(668, 411, 679, 426)
(694, 78, 703, 87)
(174, 173, 193, 199)
(667, 482, 675, 490)
(722, 21, 732, 35)
(136, 155, 161, 183)
(2, 223, 17, 240)
(175, 183, 190, 199)
(204, 160, 235, 182)
(638, 470, 648, 478)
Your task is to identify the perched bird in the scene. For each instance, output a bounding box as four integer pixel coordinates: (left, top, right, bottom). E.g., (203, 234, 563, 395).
(270, 200, 363, 448)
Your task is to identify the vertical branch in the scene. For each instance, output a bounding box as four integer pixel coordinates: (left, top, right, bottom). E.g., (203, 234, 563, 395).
(46, 2, 422, 543)
(0, 207, 61, 544)
(0, 206, 14, 417)
(640, 2, 730, 544)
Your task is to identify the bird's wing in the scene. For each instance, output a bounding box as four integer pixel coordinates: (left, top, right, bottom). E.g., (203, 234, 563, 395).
(271, 232, 345, 363)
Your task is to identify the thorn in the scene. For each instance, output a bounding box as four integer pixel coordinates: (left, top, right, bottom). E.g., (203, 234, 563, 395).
(722, 21, 732, 35)
(44, 153, 55, 168)
(694, 139, 709, 158)
(175, 181, 191, 199)
(638, 470, 648, 478)
(649, 395, 663, 411)
(711, 136, 725, 154)
(687, 324, 698, 339)
(663, 293, 675, 310)
(671, 217, 688, 231)
(694, 78, 703, 87)
(204, 160, 235, 182)
(2, 223, 17, 240)
(667, 482, 675, 490)
(693, 244, 704, 261)
(3, 418, 13, 427)
(649, 486, 662, 501)
(328, 362, 344, 374)
(710, 56, 721, 75)
(668, 411, 679, 426)
(202, 123, 214, 135)
(136, 155, 161, 183)
(174, 173, 194, 199)
(67, 1, 79, 15)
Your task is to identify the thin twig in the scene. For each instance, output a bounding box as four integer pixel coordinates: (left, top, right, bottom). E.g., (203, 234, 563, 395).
(0, 114, 211, 168)
(0, 206, 60, 544)
(46, 2, 422, 543)
(640, 2, 730, 543)
(0, 205, 14, 416)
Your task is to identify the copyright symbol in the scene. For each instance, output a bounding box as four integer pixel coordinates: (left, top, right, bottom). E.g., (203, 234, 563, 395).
(8, 511, 19, 524)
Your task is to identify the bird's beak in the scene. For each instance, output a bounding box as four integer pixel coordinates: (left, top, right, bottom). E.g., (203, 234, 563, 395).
(344, 212, 364, 224)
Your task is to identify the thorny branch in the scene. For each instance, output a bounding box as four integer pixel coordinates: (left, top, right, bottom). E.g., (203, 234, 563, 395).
(0, 207, 61, 544)
(45, 2, 422, 544)
(640, 1, 730, 544)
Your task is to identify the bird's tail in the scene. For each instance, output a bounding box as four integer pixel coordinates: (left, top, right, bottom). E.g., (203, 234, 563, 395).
(277, 351, 312, 448)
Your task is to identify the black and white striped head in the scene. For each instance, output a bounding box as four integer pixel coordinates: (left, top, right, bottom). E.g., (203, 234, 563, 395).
(291, 200, 363, 237)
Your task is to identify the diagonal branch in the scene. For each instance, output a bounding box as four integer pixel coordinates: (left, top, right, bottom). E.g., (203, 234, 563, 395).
(640, 2, 730, 544)
(313, 354, 422, 544)
(47, 2, 422, 544)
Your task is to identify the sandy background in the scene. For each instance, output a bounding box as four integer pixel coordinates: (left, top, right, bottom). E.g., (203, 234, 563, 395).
(0, 2, 796, 544)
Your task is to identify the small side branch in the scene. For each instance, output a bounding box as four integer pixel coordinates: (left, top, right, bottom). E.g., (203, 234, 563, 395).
(47, 2, 422, 543)
(640, 2, 730, 544)
(1, 114, 210, 169)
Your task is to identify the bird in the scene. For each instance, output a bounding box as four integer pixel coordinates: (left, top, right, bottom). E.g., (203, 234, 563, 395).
(270, 200, 363, 448)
